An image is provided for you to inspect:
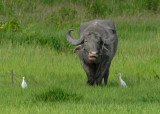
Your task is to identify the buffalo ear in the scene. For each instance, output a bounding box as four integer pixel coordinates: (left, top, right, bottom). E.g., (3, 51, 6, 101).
(73, 45, 84, 53)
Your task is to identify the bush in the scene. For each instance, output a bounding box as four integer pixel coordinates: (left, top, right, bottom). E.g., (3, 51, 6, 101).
(144, 0, 160, 12)
(0, 17, 22, 32)
(85, 0, 107, 17)
(50, 6, 77, 27)
(33, 88, 82, 102)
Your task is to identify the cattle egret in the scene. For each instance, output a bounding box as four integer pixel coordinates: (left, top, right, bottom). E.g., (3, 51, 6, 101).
(21, 77, 28, 88)
(118, 73, 127, 87)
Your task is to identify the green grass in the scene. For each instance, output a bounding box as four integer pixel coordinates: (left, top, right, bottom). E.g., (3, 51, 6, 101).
(0, 0, 160, 113)
(0, 21, 160, 113)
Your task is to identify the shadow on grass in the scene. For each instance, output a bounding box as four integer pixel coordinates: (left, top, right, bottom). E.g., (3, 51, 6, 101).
(33, 88, 82, 103)
(107, 81, 119, 87)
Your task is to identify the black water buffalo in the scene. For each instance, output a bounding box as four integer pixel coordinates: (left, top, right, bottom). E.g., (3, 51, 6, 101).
(66, 20, 118, 85)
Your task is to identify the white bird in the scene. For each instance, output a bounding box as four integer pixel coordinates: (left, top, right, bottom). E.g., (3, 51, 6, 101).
(118, 73, 127, 87)
(21, 77, 28, 88)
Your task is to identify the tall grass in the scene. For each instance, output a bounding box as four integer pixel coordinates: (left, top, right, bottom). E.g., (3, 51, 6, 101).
(0, 19, 159, 52)
(0, 0, 160, 23)
(0, 0, 160, 52)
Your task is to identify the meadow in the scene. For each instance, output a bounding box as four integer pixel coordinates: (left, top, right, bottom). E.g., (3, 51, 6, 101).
(0, 0, 160, 113)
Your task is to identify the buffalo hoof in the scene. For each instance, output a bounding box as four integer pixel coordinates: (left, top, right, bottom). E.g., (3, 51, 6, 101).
(96, 82, 102, 86)
(87, 80, 95, 86)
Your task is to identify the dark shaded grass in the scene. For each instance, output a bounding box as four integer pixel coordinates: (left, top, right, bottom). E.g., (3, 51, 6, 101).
(0, 28, 72, 52)
(33, 87, 82, 102)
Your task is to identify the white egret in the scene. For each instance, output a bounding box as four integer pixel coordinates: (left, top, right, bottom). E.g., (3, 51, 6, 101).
(21, 77, 28, 88)
(118, 73, 127, 87)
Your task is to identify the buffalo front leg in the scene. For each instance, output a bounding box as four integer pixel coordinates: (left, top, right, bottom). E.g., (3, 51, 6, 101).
(95, 64, 104, 86)
(96, 70, 109, 85)
(104, 70, 109, 85)
(80, 60, 95, 86)
(95, 62, 110, 85)
(96, 67, 109, 85)
(87, 74, 95, 85)
(96, 78, 102, 85)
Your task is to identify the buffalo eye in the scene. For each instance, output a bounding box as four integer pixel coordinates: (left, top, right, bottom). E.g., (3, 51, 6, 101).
(84, 40, 87, 42)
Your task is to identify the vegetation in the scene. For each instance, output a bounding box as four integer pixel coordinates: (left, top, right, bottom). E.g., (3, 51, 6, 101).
(0, 0, 160, 113)
(0, 0, 160, 51)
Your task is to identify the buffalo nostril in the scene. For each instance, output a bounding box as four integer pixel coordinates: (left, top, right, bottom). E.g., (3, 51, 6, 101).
(92, 51, 97, 54)
(93, 52, 97, 55)
(89, 51, 98, 56)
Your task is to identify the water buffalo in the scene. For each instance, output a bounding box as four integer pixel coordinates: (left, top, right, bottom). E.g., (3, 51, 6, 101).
(66, 19, 118, 85)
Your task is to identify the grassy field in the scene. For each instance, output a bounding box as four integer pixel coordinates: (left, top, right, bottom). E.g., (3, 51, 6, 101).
(0, 0, 160, 114)
(0, 25, 160, 113)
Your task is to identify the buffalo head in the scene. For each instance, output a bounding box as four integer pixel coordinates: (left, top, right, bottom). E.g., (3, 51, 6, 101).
(66, 29, 115, 63)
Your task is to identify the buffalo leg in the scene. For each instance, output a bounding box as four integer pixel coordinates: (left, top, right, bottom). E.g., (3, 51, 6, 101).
(104, 70, 109, 85)
(104, 63, 111, 85)
(87, 75, 95, 85)
(80, 60, 95, 86)
(95, 61, 110, 85)
(96, 78, 102, 85)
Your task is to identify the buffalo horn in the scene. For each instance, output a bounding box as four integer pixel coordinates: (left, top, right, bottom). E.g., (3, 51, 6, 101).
(66, 29, 84, 46)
